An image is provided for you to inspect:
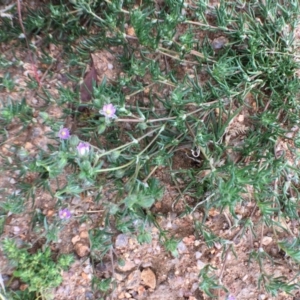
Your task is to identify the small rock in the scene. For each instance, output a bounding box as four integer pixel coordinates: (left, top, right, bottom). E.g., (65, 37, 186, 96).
(74, 242, 90, 257)
(115, 234, 129, 248)
(177, 241, 188, 254)
(85, 291, 94, 299)
(31, 98, 38, 105)
(126, 270, 141, 289)
(118, 260, 136, 272)
(142, 262, 152, 268)
(196, 260, 206, 270)
(262, 236, 272, 246)
(195, 251, 202, 259)
(115, 272, 126, 282)
(72, 235, 81, 245)
(81, 272, 90, 281)
(194, 240, 201, 246)
(9, 279, 20, 290)
(83, 264, 92, 274)
(242, 274, 248, 282)
(191, 282, 198, 292)
(13, 226, 20, 234)
(211, 36, 229, 50)
(137, 285, 146, 296)
(8, 177, 16, 184)
(238, 114, 244, 122)
(118, 292, 125, 299)
(141, 268, 156, 289)
(285, 132, 294, 138)
(258, 294, 266, 300)
(182, 235, 195, 245)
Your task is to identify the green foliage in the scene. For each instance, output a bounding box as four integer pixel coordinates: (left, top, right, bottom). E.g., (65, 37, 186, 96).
(199, 265, 226, 298)
(2, 239, 74, 297)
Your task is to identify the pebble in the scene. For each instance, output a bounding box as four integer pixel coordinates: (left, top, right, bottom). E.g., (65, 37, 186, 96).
(118, 260, 136, 272)
(74, 242, 90, 257)
(142, 261, 152, 268)
(194, 240, 201, 246)
(191, 282, 198, 292)
(126, 270, 141, 289)
(137, 285, 146, 296)
(196, 260, 206, 270)
(195, 251, 202, 259)
(13, 226, 20, 234)
(262, 236, 273, 246)
(115, 272, 126, 282)
(177, 241, 188, 254)
(8, 177, 16, 184)
(85, 291, 93, 299)
(211, 36, 229, 50)
(115, 234, 129, 248)
(9, 279, 20, 290)
(242, 274, 248, 281)
(31, 98, 38, 104)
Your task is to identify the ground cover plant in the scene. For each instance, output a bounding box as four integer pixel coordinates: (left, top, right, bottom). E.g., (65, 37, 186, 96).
(1, 0, 300, 299)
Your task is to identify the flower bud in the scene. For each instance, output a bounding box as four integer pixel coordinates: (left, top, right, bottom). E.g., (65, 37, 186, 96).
(97, 123, 106, 134)
(110, 151, 121, 162)
(69, 135, 80, 147)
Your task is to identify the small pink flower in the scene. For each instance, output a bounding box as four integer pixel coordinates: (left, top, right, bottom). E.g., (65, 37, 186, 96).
(59, 208, 71, 219)
(100, 104, 117, 119)
(58, 128, 70, 140)
(77, 142, 90, 156)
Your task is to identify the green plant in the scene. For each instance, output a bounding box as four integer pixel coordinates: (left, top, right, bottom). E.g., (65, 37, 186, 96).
(2, 239, 74, 299)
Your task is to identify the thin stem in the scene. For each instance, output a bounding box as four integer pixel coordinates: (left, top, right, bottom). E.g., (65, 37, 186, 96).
(125, 82, 156, 99)
(91, 126, 162, 158)
(219, 204, 257, 281)
(95, 159, 135, 173)
(184, 20, 235, 32)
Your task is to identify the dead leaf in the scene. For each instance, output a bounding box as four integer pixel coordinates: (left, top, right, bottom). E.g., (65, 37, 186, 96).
(80, 60, 97, 103)
(71, 235, 81, 245)
(79, 230, 89, 239)
(126, 27, 136, 36)
(81, 272, 89, 281)
(141, 268, 156, 289)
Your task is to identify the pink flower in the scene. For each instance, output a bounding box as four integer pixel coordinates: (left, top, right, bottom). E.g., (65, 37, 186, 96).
(59, 208, 71, 219)
(77, 142, 90, 156)
(100, 104, 117, 119)
(58, 128, 70, 140)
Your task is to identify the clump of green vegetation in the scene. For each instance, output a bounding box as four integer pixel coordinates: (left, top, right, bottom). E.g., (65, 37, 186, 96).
(2, 239, 74, 300)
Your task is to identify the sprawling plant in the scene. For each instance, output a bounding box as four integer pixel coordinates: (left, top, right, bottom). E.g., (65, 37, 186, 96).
(1, 0, 300, 298)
